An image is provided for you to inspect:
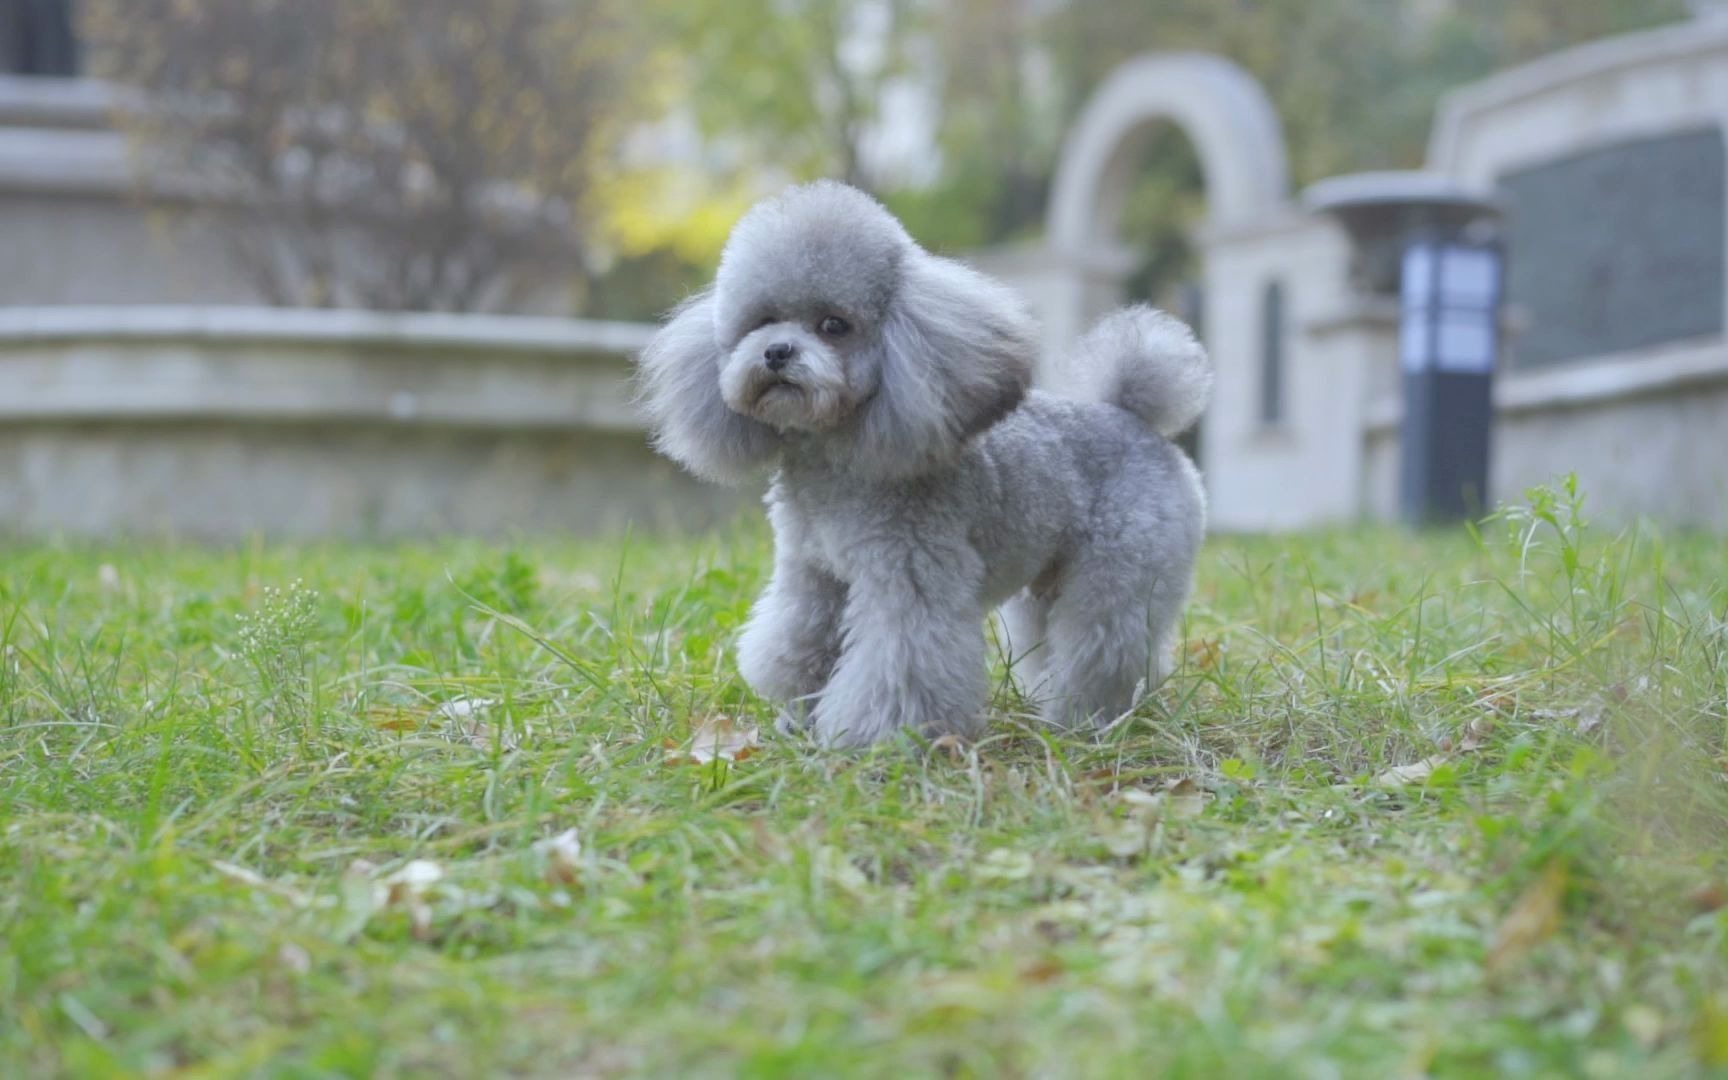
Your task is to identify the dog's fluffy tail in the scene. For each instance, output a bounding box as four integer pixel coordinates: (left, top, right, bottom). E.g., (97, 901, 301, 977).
(1066, 305, 1213, 438)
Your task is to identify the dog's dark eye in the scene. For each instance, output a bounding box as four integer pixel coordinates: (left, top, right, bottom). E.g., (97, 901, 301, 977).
(817, 315, 851, 337)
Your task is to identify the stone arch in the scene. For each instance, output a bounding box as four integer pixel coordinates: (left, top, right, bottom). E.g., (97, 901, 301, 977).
(1047, 52, 1290, 256)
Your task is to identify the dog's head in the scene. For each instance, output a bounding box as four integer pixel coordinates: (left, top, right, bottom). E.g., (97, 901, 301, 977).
(637, 181, 1037, 484)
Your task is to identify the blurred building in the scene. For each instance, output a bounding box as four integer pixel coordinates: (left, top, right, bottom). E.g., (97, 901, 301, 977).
(0, 4, 729, 540)
(3, 6, 1726, 536)
(0, 0, 255, 307)
(982, 16, 1728, 531)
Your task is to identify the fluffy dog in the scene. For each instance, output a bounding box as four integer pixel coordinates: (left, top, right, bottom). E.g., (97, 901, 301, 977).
(638, 181, 1211, 748)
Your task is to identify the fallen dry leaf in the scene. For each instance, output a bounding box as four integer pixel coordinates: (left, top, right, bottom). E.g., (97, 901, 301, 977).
(1081, 767, 1120, 789)
(665, 716, 760, 765)
(210, 860, 270, 889)
(368, 706, 420, 732)
(1103, 780, 1203, 857)
(1688, 881, 1728, 914)
(1020, 956, 1066, 984)
(210, 860, 313, 907)
(1116, 778, 1205, 819)
(379, 859, 443, 940)
(1376, 755, 1450, 786)
(276, 942, 312, 975)
(1486, 862, 1567, 976)
(815, 844, 869, 894)
(928, 733, 970, 762)
(1474, 688, 1517, 715)
(433, 696, 522, 751)
(1117, 788, 1160, 809)
(1459, 716, 1494, 753)
(1184, 637, 1223, 671)
(1165, 777, 1205, 819)
(381, 859, 442, 896)
(976, 848, 1034, 882)
(1623, 1004, 1665, 1049)
(437, 697, 496, 721)
(459, 719, 523, 751)
(534, 828, 582, 886)
(335, 860, 381, 941)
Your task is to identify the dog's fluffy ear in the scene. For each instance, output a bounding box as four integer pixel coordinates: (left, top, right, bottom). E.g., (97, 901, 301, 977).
(636, 290, 781, 484)
(854, 256, 1036, 478)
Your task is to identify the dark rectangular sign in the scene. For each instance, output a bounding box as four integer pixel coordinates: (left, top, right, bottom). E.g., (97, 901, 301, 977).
(1501, 127, 1725, 368)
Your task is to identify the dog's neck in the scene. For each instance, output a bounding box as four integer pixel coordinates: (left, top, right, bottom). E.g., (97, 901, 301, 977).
(772, 435, 955, 495)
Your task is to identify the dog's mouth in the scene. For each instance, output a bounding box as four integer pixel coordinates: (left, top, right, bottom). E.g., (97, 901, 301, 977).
(751, 378, 800, 406)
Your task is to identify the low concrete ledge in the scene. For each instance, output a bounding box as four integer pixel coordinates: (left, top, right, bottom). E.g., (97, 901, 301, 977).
(0, 306, 656, 432)
(0, 76, 127, 129)
(0, 305, 742, 540)
(0, 304, 656, 351)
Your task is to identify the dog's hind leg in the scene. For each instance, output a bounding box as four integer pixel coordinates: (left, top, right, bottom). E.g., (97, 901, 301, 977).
(1038, 551, 1187, 730)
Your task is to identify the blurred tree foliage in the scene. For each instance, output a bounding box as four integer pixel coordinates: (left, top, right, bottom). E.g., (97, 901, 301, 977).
(80, 0, 1695, 315)
(622, 0, 1692, 305)
(637, 0, 915, 193)
(940, 0, 1691, 299)
(85, 0, 643, 312)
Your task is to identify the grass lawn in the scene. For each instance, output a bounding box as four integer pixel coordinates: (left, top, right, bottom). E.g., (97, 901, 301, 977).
(3, 482, 1726, 1077)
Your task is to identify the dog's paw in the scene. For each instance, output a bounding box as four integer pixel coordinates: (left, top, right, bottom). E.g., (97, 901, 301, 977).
(809, 698, 923, 750)
(773, 700, 815, 739)
(773, 710, 806, 739)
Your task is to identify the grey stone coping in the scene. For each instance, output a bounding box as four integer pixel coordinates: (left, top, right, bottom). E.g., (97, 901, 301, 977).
(0, 124, 130, 194)
(1429, 16, 1728, 167)
(0, 304, 656, 352)
(0, 76, 135, 195)
(1302, 171, 1498, 215)
(0, 75, 126, 129)
(1362, 337, 1728, 432)
(0, 306, 658, 431)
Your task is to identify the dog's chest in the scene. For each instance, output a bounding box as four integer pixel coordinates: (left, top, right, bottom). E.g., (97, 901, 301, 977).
(770, 473, 935, 585)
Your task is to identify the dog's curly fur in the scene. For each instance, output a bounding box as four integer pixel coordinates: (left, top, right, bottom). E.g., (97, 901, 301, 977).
(638, 181, 1212, 747)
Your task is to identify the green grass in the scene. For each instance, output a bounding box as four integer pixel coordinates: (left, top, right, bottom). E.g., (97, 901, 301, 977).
(3, 482, 1727, 1077)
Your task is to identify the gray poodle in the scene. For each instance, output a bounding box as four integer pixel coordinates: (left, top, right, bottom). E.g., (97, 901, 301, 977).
(637, 181, 1211, 748)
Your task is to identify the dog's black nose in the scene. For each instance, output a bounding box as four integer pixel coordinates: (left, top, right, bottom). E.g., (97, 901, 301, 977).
(763, 342, 794, 372)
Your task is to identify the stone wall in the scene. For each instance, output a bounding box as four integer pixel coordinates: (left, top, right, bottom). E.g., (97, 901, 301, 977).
(1407, 16, 1728, 528)
(0, 307, 744, 540)
(1364, 338, 1728, 529)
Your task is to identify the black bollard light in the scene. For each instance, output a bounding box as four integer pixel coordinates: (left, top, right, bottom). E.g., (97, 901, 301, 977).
(1397, 232, 1503, 522)
(1304, 171, 1506, 525)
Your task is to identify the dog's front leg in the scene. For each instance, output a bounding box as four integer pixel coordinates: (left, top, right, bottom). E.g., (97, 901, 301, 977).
(736, 557, 847, 729)
(810, 550, 987, 748)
